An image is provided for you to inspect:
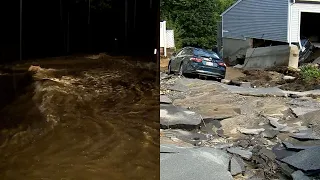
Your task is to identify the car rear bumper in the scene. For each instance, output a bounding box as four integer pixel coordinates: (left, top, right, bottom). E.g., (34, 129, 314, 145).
(184, 63, 226, 78)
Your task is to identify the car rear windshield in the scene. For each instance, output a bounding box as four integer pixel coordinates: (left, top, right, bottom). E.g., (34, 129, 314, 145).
(194, 48, 220, 59)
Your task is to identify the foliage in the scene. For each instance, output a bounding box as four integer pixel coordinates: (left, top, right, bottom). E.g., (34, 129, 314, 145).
(91, 0, 112, 12)
(161, 0, 235, 50)
(74, 0, 112, 11)
(300, 64, 320, 82)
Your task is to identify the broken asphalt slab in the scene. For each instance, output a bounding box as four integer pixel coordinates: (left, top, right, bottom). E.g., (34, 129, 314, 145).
(272, 143, 297, 160)
(291, 170, 311, 180)
(268, 117, 287, 129)
(160, 104, 202, 129)
(218, 82, 320, 97)
(160, 144, 193, 153)
(222, 85, 287, 97)
(277, 161, 295, 177)
(290, 131, 320, 140)
(238, 128, 265, 135)
(291, 107, 320, 117)
(227, 147, 253, 160)
(167, 82, 189, 92)
(281, 146, 320, 173)
(161, 129, 208, 145)
(262, 129, 280, 139)
(230, 155, 246, 176)
(160, 95, 172, 104)
(160, 144, 233, 180)
(283, 142, 320, 151)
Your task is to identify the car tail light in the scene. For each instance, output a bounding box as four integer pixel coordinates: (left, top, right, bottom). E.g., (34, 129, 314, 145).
(218, 62, 226, 67)
(190, 57, 202, 62)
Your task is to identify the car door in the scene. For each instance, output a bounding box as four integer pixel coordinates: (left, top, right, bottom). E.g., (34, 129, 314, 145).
(170, 48, 185, 71)
(181, 48, 194, 66)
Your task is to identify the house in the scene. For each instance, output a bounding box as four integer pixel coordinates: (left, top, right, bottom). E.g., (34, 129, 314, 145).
(220, 0, 320, 64)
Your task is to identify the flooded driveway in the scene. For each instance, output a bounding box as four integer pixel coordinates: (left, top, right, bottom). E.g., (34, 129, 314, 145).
(0, 56, 159, 180)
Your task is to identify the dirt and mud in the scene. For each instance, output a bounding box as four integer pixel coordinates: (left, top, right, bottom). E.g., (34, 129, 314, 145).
(160, 57, 320, 92)
(0, 55, 159, 179)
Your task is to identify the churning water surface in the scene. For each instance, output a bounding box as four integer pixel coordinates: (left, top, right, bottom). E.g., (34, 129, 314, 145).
(0, 57, 159, 180)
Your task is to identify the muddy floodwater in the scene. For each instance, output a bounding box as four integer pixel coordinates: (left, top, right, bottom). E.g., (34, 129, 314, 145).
(0, 56, 159, 180)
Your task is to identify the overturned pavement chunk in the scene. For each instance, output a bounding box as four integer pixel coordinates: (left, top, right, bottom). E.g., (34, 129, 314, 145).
(160, 104, 202, 129)
(281, 147, 320, 172)
(230, 155, 246, 176)
(227, 147, 252, 160)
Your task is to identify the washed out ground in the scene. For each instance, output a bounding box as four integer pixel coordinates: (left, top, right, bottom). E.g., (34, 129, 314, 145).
(160, 58, 320, 180)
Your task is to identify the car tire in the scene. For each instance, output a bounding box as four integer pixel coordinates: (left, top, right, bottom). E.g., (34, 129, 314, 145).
(178, 63, 184, 76)
(168, 62, 172, 74)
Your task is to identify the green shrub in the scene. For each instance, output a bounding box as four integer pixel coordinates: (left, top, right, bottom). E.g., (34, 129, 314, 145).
(300, 64, 320, 82)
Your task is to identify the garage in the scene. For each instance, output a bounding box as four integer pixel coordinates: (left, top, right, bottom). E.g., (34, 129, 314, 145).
(290, 1, 320, 46)
(300, 12, 320, 47)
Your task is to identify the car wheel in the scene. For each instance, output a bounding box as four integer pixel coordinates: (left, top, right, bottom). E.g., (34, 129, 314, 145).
(168, 62, 172, 74)
(178, 63, 184, 76)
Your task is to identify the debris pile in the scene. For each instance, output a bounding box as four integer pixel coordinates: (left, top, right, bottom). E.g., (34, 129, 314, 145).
(160, 72, 320, 179)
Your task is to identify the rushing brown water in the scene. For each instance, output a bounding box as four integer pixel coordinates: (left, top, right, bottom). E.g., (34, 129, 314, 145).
(0, 56, 159, 180)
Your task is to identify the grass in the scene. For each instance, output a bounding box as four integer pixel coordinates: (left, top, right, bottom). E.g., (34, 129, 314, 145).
(300, 64, 320, 83)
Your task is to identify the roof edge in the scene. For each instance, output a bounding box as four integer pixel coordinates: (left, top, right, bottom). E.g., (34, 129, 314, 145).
(220, 0, 243, 17)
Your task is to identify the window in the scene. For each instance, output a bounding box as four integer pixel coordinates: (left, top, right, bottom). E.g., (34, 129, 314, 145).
(180, 48, 193, 56)
(175, 49, 184, 56)
(194, 48, 220, 59)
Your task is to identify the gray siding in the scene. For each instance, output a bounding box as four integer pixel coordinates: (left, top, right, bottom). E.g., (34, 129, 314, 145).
(222, 0, 289, 42)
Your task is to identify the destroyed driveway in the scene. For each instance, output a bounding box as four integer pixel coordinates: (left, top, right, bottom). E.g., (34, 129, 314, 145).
(160, 72, 320, 180)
